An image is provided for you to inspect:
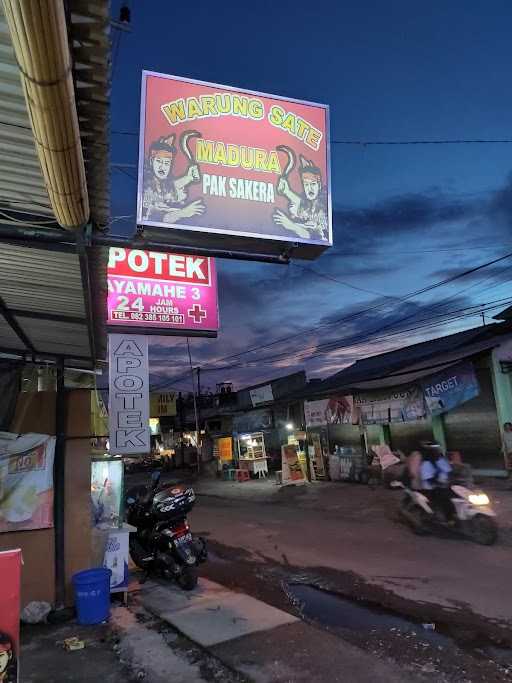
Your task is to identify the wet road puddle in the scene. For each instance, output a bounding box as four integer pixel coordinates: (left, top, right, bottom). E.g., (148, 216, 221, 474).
(285, 583, 450, 647)
(285, 582, 512, 674)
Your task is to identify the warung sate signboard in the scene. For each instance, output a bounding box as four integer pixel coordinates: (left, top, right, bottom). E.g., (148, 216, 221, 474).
(107, 247, 219, 337)
(137, 71, 332, 260)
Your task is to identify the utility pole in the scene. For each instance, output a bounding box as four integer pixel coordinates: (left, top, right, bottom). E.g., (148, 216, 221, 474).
(186, 339, 201, 474)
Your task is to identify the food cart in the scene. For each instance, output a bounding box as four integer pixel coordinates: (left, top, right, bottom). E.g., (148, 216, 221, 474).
(236, 432, 269, 477)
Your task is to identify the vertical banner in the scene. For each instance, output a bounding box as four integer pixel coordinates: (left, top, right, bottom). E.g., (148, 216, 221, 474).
(281, 444, 306, 486)
(0, 548, 21, 682)
(108, 334, 151, 454)
(104, 529, 130, 593)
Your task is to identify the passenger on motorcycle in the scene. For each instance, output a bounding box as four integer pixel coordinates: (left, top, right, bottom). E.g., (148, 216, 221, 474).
(420, 443, 454, 521)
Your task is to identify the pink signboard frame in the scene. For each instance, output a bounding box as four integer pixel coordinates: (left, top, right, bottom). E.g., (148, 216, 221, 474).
(107, 247, 219, 337)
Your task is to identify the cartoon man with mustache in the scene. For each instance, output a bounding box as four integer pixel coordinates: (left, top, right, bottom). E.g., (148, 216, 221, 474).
(142, 134, 205, 223)
(273, 154, 328, 240)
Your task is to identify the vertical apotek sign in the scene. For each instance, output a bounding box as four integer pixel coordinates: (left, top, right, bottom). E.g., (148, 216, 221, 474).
(108, 334, 150, 454)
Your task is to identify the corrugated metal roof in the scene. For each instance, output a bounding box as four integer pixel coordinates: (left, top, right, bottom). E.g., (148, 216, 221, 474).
(0, 6, 57, 224)
(0, 0, 111, 366)
(316, 322, 512, 395)
(70, 0, 111, 227)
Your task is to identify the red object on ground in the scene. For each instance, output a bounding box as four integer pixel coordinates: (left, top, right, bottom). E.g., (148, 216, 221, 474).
(0, 549, 21, 682)
(235, 469, 250, 482)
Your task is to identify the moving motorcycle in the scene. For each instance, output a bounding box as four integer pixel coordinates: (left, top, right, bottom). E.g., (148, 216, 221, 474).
(394, 481, 498, 545)
(125, 471, 207, 589)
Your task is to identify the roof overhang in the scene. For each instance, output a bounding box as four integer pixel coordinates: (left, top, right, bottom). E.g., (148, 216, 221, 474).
(0, 1, 110, 368)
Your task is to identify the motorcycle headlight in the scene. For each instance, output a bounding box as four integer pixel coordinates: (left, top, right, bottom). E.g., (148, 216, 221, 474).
(468, 493, 490, 506)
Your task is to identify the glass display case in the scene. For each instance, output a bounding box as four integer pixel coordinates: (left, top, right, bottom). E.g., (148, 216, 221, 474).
(91, 457, 124, 528)
(237, 432, 266, 460)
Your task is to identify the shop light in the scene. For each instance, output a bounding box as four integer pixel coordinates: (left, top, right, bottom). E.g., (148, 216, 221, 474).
(285, 423, 294, 431)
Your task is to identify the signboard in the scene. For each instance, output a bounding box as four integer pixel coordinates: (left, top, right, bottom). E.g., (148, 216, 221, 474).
(249, 384, 274, 407)
(281, 444, 306, 486)
(108, 334, 151, 455)
(423, 363, 479, 416)
(0, 549, 21, 683)
(137, 71, 331, 260)
(150, 392, 177, 417)
(354, 386, 425, 425)
(107, 247, 219, 337)
(304, 396, 355, 428)
(0, 434, 55, 532)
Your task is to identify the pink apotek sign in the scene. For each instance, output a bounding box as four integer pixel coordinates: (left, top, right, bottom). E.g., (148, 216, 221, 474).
(107, 248, 219, 337)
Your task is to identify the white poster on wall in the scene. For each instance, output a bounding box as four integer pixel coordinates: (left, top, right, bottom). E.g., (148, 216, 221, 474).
(108, 334, 150, 454)
(249, 384, 274, 407)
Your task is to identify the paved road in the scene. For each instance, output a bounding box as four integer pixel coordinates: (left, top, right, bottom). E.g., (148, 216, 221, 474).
(125, 473, 512, 680)
(185, 480, 512, 626)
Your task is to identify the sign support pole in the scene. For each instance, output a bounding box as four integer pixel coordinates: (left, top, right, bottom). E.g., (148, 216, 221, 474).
(187, 338, 201, 474)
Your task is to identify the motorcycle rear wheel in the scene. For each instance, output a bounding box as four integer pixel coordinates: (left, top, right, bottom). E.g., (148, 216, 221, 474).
(177, 566, 198, 591)
(470, 514, 498, 545)
(129, 536, 149, 569)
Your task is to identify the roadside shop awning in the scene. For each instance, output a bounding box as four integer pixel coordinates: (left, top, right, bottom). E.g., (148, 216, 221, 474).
(0, 0, 111, 368)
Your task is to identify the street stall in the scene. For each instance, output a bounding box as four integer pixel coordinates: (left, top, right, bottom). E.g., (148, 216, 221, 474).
(213, 436, 234, 475)
(236, 432, 269, 478)
(304, 395, 367, 482)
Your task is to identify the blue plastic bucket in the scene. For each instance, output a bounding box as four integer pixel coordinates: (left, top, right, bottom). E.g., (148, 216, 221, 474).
(72, 568, 112, 625)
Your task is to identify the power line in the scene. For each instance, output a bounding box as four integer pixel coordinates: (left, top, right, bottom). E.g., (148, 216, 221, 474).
(201, 297, 512, 373)
(201, 251, 512, 370)
(331, 139, 512, 146)
(294, 263, 394, 298)
(113, 166, 137, 182)
(203, 270, 512, 372)
(111, 129, 512, 146)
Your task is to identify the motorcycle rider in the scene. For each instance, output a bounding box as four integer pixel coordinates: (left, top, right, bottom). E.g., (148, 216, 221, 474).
(420, 443, 454, 521)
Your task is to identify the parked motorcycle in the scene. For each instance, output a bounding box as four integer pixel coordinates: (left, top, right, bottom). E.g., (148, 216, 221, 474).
(125, 471, 207, 589)
(393, 481, 498, 545)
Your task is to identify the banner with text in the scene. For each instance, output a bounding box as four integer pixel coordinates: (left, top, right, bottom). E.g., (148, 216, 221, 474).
(249, 384, 274, 407)
(304, 396, 356, 428)
(422, 363, 480, 416)
(0, 433, 55, 533)
(137, 72, 331, 255)
(150, 392, 177, 417)
(354, 386, 426, 425)
(109, 334, 150, 455)
(107, 248, 218, 336)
